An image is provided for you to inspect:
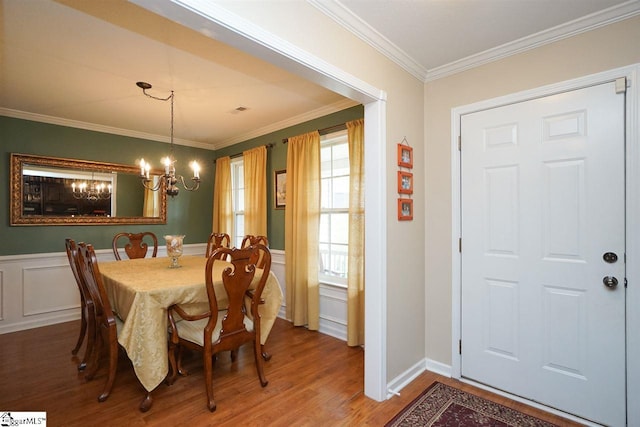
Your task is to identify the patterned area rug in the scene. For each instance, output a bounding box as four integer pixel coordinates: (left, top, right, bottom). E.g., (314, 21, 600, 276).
(385, 382, 559, 427)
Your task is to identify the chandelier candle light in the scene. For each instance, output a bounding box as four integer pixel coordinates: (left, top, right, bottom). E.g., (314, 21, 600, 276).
(71, 175, 112, 202)
(136, 81, 201, 197)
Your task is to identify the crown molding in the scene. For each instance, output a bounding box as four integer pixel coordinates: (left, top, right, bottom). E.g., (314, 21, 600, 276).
(0, 98, 360, 152)
(309, 0, 427, 82)
(425, 0, 640, 81)
(312, 0, 640, 83)
(0, 107, 214, 150)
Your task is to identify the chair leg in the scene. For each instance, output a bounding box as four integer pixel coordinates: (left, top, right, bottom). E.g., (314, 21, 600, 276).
(75, 327, 88, 371)
(97, 330, 118, 402)
(177, 346, 188, 376)
(80, 307, 98, 373)
(72, 305, 87, 356)
(167, 342, 178, 385)
(77, 307, 96, 371)
(253, 341, 268, 387)
(84, 329, 103, 381)
(204, 352, 216, 412)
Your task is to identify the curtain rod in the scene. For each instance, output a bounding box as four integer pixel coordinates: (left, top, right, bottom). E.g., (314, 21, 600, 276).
(229, 143, 274, 159)
(281, 123, 347, 144)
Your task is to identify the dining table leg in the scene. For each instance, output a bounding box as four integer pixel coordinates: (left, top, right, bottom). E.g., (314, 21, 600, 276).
(139, 392, 153, 412)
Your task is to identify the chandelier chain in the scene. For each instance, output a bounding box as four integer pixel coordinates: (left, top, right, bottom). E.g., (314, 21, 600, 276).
(136, 82, 200, 197)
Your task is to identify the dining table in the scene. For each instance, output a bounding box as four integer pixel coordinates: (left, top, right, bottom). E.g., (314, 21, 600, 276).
(99, 254, 283, 410)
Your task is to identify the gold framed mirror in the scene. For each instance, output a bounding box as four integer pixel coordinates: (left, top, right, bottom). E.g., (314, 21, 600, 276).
(10, 153, 167, 225)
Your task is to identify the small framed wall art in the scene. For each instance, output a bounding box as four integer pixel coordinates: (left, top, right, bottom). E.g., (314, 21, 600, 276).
(274, 169, 287, 209)
(397, 198, 413, 221)
(397, 143, 413, 168)
(397, 171, 413, 194)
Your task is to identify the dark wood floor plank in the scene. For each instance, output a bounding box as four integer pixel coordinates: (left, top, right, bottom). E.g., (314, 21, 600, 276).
(0, 318, 582, 426)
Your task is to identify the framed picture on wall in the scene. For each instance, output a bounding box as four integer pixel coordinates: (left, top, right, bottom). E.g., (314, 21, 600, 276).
(398, 198, 413, 221)
(397, 143, 413, 168)
(274, 169, 287, 209)
(397, 171, 413, 194)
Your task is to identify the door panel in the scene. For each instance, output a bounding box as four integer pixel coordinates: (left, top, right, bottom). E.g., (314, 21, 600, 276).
(461, 81, 625, 426)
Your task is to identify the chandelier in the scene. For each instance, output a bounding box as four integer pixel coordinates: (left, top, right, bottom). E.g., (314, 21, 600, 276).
(71, 174, 112, 202)
(136, 81, 201, 197)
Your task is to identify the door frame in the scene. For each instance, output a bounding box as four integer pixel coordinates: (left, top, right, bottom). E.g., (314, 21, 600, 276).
(451, 64, 640, 425)
(130, 0, 389, 402)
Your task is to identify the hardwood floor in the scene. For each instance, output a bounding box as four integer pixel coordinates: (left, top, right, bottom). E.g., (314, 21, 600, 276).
(0, 318, 583, 426)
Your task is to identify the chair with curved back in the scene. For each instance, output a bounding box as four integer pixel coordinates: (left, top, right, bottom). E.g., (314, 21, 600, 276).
(205, 232, 231, 258)
(76, 241, 124, 403)
(112, 232, 158, 260)
(241, 235, 269, 269)
(167, 244, 271, 411)
(65, 238, 95, 371)
(240, 242, 273, 361)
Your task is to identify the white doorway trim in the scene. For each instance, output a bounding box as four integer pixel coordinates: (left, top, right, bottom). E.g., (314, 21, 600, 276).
(451, 64, 640, 425)
(130, 0, 389, 401)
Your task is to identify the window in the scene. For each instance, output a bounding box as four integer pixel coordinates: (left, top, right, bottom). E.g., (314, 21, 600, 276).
(319, 130, 349, 286)
(230, 157, 245, 248)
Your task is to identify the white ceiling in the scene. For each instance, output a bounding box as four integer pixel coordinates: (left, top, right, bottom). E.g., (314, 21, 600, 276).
(317, 0, 639, 80)
(1, 0, 638, 151)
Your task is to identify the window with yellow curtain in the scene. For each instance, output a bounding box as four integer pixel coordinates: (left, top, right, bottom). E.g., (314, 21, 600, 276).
(230, 157, 245, 248)
(319, 129, 350, 286)
(319, 122, 365, 347)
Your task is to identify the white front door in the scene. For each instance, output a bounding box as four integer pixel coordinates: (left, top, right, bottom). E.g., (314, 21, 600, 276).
(460, 81, 626, 426)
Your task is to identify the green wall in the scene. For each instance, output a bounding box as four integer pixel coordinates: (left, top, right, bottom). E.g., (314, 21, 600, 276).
(1, 116, 215, 255)
(1, 105, 363, 255)
(213, 105, 364, 250)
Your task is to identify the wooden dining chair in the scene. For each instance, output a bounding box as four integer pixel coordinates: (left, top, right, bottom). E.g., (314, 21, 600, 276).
(242, 243, 273, 361)
(65, 238, 96, 371)
(205, 232, 230, 258)
(76, 242, 124, 403)
(241, 235, 269, 269)
(112, 231, 158, 260)
(241, 234, 268, 248)
(241, 236, 270, 327)
(167, 244, 271, 412)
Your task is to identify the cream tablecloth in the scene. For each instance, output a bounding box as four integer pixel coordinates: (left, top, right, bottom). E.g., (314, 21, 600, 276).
(99, 255, 283, 392)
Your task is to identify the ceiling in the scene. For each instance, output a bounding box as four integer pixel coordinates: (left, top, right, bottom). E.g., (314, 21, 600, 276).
(1, 0, 638, 151)
(317, 0, 639, 80)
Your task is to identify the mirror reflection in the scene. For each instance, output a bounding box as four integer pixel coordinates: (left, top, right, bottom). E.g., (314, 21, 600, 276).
(10, 153, 166, 225)
(23, 165, 115, 217)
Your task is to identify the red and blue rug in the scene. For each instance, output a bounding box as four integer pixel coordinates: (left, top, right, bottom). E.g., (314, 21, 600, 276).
(385, 382, 558, 427)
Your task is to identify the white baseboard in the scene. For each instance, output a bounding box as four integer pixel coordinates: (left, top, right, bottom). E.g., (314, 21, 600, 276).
(0, 312, 80, 335)
(385, 358, 453, 399)
(319, 316, 347, 341)
(386, 359, 427, 398)
(425, 358, 452, 378)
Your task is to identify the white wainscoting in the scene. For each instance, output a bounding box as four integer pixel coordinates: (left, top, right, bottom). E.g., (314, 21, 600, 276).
(319, 282, 348, 341)
(0, 246, 349, 342)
